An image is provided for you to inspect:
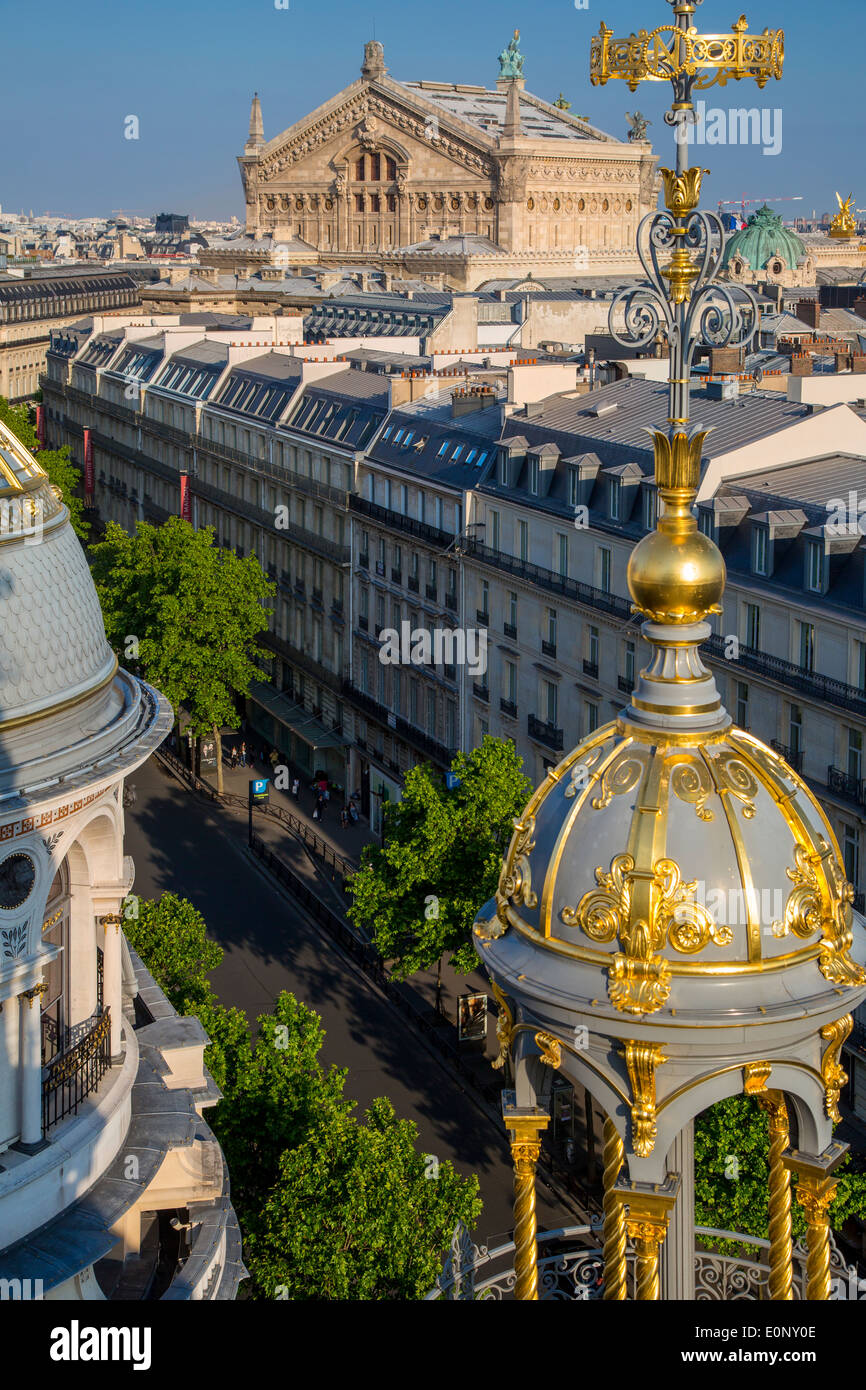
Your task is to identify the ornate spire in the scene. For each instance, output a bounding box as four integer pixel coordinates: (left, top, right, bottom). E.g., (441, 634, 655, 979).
(592, 0, 784, 732)
(245, 93, 264, 154)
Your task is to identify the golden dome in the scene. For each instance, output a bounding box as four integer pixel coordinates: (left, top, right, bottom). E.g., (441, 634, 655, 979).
(488, 713, 863, 1018)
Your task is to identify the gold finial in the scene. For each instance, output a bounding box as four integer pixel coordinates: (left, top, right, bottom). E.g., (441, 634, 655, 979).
(660, 167, 708, 218)
(829, 191, 857, 240)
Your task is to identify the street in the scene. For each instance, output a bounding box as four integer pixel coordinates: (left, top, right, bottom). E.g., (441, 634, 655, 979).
(123, 753, 572, 1251)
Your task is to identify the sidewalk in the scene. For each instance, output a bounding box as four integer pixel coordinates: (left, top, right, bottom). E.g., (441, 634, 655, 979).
(213, 744, 376, 868)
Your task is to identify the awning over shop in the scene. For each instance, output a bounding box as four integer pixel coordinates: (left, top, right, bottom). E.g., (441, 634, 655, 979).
(249, 680, 347, 751)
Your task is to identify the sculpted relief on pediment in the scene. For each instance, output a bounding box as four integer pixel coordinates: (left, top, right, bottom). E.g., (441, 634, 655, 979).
(259, 91, 497, 183)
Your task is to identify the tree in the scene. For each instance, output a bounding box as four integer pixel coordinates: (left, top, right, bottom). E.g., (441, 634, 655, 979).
(0, 395, 88, 539)
(122, 892, 221, 1013)
(694, 1095, 866, 1249)
(124, 892, 481, 1299)
(348, 735, 531, 992)
(91, 518, 275, 790)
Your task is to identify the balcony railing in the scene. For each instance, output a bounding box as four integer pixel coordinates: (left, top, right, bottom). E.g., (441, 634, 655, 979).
(341, 681, 456, 768)
(464, 539, 632, 622)
(42, 1007, 111, 1132)
(542, 640, 557, 659)
(473, 683, 490, 702)
(704, 635, 866, 719)
(500, 698, 517, 719)
(503, 622, 517, 641)
(528, 714, 564, 751)
(618, 675, 635, 695)
(349, 493, 455, 550)
(408, 575, 420, 593)
(477, 610, 490, 625)
(583, 660, 599, 680)
(426, 584, 438, 602)
(770, 740, 804, 773)
(827, 765, 866, 806)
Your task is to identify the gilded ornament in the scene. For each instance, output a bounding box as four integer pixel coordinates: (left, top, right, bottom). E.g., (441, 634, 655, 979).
(670, 758, 714, 821)
(590, 17, 784, 92)
(622, 1040, 666, 1156)
(819, 1015, 852, 1123)
(742, 1060, 772, 1094)
(590, 755, 645, 810)
(564, 745, 604, 799)
(609, 951, 672, 1014)
(660, 166, 708, 216)
(490, 980, 514, 1071)
(498, 814, 538, 910)
(534, 1030, 562, 1069)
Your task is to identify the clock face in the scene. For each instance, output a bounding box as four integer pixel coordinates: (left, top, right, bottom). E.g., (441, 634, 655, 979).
(0, 853, 36, 909)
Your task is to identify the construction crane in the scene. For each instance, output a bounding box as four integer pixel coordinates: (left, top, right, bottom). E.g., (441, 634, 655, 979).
(716, 195, 804, 226)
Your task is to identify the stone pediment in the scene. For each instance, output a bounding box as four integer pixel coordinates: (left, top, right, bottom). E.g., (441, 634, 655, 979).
(257, 79, 498, 183)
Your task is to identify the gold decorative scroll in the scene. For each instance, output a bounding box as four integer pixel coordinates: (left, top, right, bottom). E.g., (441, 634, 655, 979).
(498, 813, 538, 911)
(534, 1030, 562, 1069)
(743, 1060, 772, 1095)
(819, 1016, 852, 1123)
(490, 979, 514, 1071)
(783, 838, 865, 985)
(622, 1040, 667, 1156)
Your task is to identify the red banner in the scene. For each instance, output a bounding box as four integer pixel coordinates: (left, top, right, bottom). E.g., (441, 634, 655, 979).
(180, 472, 191, 521)
(35, 405, 44, 449)
(83, 428, 94, 499)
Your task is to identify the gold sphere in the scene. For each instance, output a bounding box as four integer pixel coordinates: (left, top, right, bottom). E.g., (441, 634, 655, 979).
(627, 526, 725, 624)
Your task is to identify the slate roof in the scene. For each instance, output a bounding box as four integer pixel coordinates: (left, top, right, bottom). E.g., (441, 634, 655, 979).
(398, 81, 614, 143)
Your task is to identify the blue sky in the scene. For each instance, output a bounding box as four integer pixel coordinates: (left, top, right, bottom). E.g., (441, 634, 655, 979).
(1, 0, 859, 222)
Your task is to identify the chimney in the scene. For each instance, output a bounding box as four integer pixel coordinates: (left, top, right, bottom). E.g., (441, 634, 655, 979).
(451, 386, 497, 417)
(795, 299, 821, 331)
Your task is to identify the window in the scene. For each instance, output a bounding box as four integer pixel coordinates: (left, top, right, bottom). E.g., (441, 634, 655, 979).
(437, 441, 450, 457)
(543, 680, 558, 727)
(517, 520, 529, 562)
(736, 681, 749, 728)
(599, 546, 611, 594)
(556, 533, 569, 578)
(504, 660, 517, 703)
(507, 591, 517, 633)
(479, 579, 489, 618)
(806, 541, 824, 593)
(645, 487, 659, 531)
(843, 825, 861, 890)
(354, 194, 365, 213)
(498, 452, 509, 486)
(410, 679, 419, 727)
(586, 702, 599, 735)
(528, 457, 539, 494)
(376, 594, 385, 630)
(608, 476, 621, 520)
(624, 640, 635, 688)
(697, 506, 713, 538)
(568, 466, 580, 510)
(789, 704, 802, 758)
(392, 669, 401, 716)
(545, 608, 557, 651)
(745, 603, 760, 650)
(798, 621, 815, 672)
(857, 641, 866, 692)
(587, 626, 599, 668)
(489, 510, 501, 551)
(753, 526, 769, 577)
(847, 727, 863, 781)
(445, 703, 457, 750)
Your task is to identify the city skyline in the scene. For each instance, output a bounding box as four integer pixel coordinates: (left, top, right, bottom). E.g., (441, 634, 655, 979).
(3, 0, 862, 221)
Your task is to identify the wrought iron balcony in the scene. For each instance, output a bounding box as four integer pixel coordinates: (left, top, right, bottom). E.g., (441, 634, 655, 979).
(341, 680, 456, 768)
(408, 575, 420, 593)
(770, 740, 804, 773)
(42, 1007, 111, 1132)
(583, 660, 599, 680)
(473, 683, 490, 702)
(618, 675, 634, 694)
(528, 714, 564, 751)
(503, 622, 517, 641)
(542, 640, 557, 659)
(827, 766, 866, 806)
(500, 698, 518, 719)
(476, 610, 490, 625)
(359, 552, 369, 569)
(391, 568, 402, 584)
(349, 493, 455, 550)
(426, 583, 438, 602)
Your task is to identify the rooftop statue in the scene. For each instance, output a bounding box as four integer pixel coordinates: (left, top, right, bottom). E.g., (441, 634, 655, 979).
(829, 190, 857, 240)
(498, 30, 525, 79)
(625, 110, 651, 141)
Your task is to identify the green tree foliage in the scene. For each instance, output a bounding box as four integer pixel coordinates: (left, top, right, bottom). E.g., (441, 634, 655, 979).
(348, 735, 531, 978)
(91, 518, 275, 788)
(694, 1095, 866, 1246)
(0, 395, 88, 539)
(125, 892, 481, 1298)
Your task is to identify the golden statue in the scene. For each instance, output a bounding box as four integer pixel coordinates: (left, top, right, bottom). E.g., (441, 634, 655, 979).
(829, 191, 857, 240)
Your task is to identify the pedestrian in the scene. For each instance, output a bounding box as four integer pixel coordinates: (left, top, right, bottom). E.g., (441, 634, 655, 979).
(240, 741, 247, 768)
(230, 746, 238, 770)
(291, 777, 300, 799)
(348, 802, 359, 824)
(269, 748, 278, 772)
(340, 806, 348, 830)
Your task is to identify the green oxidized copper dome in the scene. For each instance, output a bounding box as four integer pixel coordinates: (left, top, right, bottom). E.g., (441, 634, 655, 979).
(721, 204, 806, 272)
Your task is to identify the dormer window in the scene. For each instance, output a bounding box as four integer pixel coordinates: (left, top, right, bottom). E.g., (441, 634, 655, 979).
(499, 451, 509, 485)
(806, 540, 824, 594)
(609, 476, 621, 521)
(644, 486, 658, 531)
(753, 525, 769, 577)
(528, 456, 539, 495)
(568, 466, 579, 509)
